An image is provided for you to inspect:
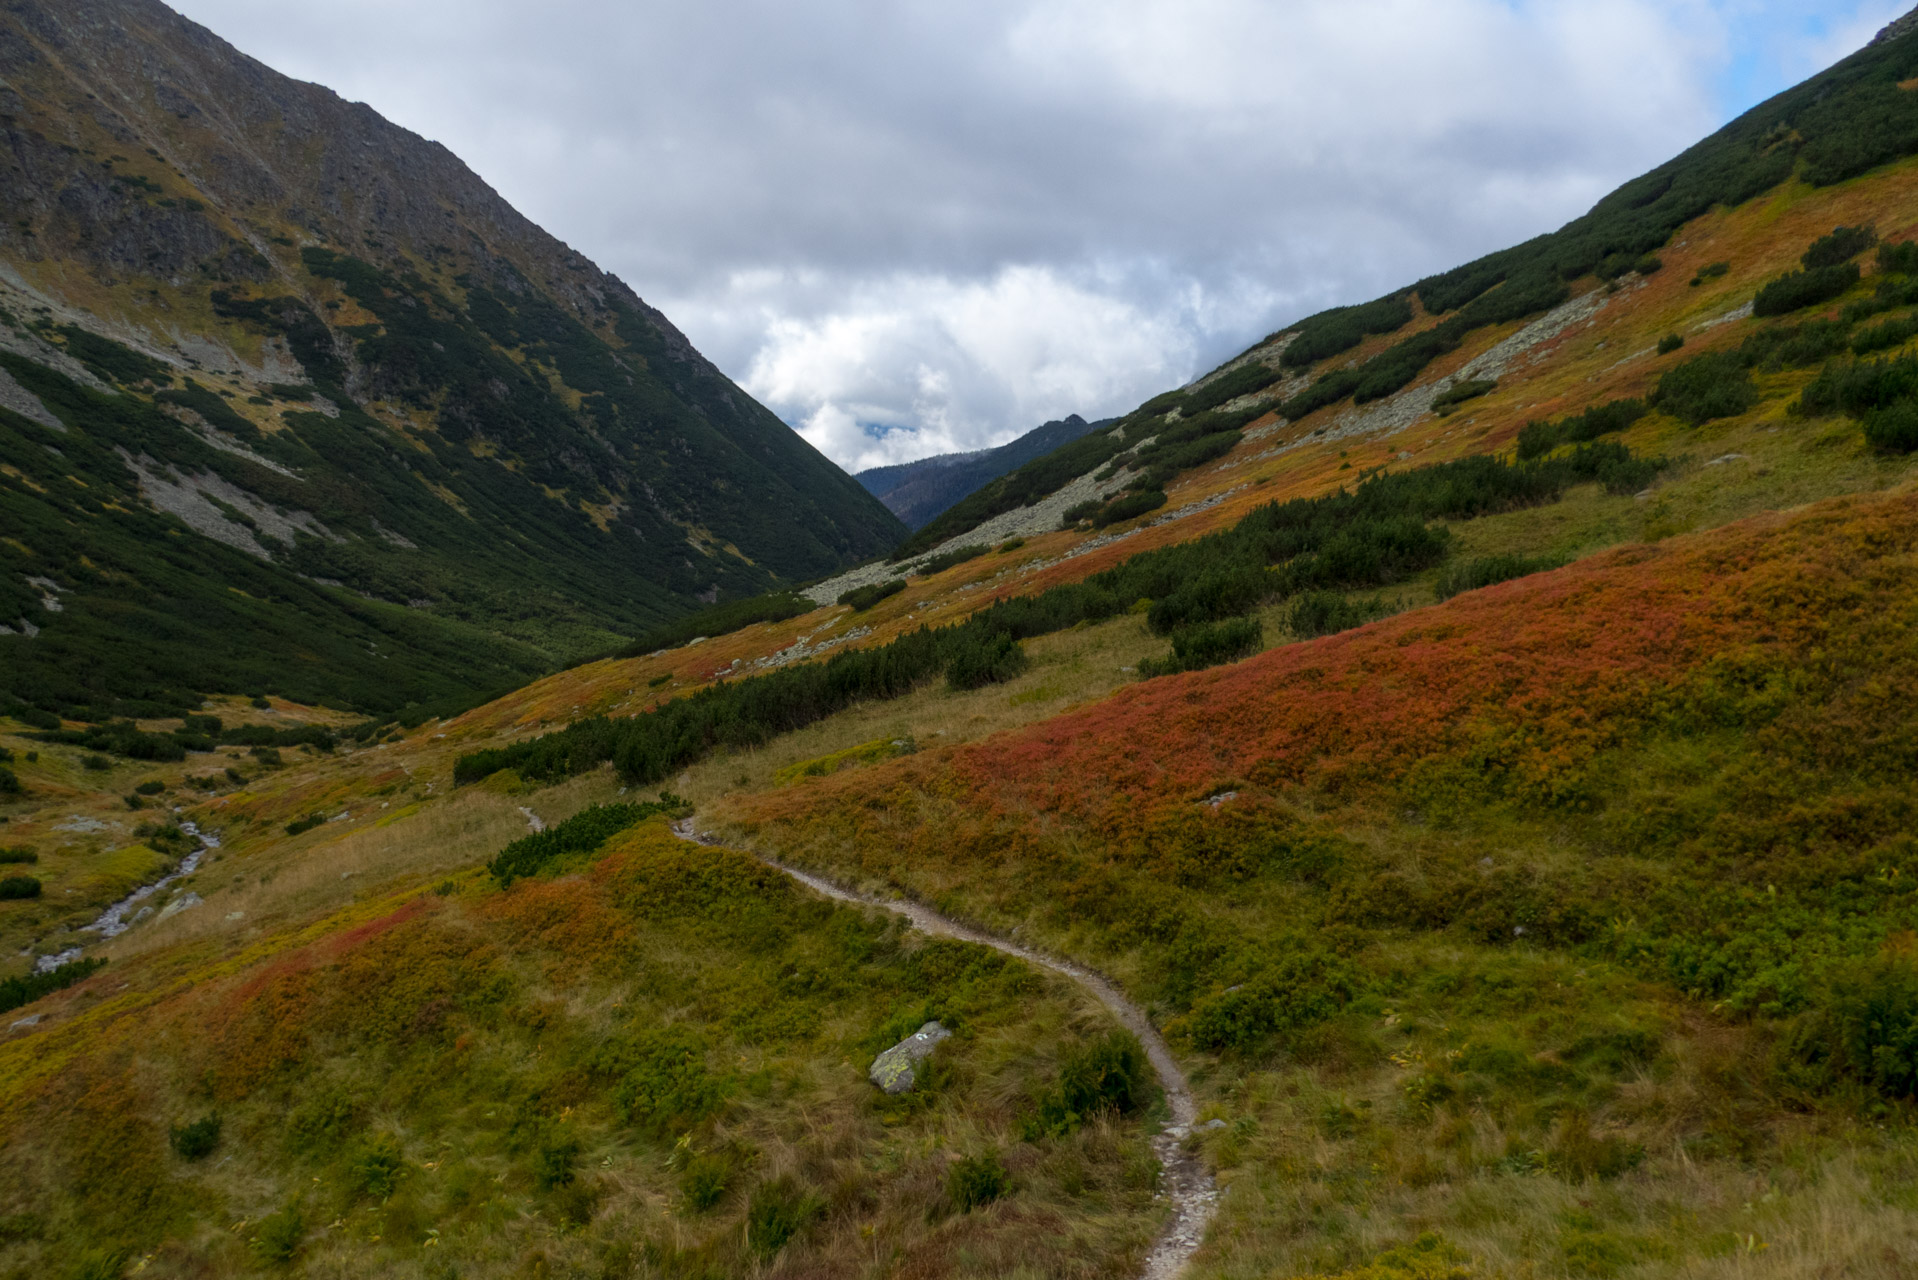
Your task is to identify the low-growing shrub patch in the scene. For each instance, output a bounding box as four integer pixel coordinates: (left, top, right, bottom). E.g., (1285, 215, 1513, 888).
(1288, 592, 1385, 639)
(0, 875, 41, 899)
(624, 591, 814, 657)
(283, 814, 325, 837)
(1025, 1031, 1151, 1138)
(1864, 400, 1918, 452)
(1139, 618, 1263, 678)
(745, 1176, 823, 1257)
(488, 797, 683, 887)
(0, 847, 35, 864)
(1432, 379, 1496, 416)
(1852, 314, 1918, 355)
(1435, 555, 1561, 601)
(1802, 224, 1877, 270)
(169, 1114, 221, 1161)
(680, 1153, 731, 1212)
(1657, 333, 1685, 355)
(948, 1151, 1010, 1212)
(1515, 399, 1649, 460)
(1753, 263, 1861, 317)
(0, 957, 102, 1015)
(1689, 261, 1731, 287)
(914, 544, 989, 576)
(838, 579, 906, 612)
(1651, 352, 1759, 424)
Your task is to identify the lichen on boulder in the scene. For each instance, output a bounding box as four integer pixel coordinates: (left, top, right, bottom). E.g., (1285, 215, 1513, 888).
(868, 1021, 950, 1094)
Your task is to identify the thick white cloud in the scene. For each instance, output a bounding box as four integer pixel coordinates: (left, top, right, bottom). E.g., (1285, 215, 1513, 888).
(169, 0, 1910, 469)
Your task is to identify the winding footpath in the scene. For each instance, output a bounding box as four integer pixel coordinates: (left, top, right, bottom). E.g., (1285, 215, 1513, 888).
(671, 819, 1217, 1279)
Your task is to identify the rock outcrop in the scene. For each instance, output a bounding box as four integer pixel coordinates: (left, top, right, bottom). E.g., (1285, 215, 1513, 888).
(868, 1021, 950, 1094)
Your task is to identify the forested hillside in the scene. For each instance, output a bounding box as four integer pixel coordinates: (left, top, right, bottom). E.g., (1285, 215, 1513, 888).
(0, 0, 902, 722)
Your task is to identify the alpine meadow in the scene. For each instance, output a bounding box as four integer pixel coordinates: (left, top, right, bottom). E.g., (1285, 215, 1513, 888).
(10, 3, 1918, 1279)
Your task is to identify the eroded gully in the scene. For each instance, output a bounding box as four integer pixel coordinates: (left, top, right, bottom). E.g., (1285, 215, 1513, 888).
(671, 819, 1217, 1279)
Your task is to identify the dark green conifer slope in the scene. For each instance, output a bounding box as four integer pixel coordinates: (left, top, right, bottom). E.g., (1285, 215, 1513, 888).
(0, 0, 903, 719)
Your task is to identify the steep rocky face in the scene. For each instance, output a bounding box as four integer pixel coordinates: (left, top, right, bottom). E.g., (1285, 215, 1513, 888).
(0, 0, 904, 718)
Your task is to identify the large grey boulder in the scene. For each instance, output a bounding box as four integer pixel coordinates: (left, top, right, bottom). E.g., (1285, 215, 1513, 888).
(868, 1021, 951, 1094)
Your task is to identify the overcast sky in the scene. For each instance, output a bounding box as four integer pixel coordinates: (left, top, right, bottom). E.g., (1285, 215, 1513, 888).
(170, 0, 1910, 472)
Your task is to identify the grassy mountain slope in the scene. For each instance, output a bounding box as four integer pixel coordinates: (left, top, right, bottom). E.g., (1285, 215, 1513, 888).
(12, 15, 1918, 1280)
(885, 15, 1918, 560)
(857, 414, 1113, 529)
(0, 0, 903, 720)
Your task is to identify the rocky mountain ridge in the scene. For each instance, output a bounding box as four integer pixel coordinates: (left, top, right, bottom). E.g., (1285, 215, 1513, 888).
(0, 0, 903, 719)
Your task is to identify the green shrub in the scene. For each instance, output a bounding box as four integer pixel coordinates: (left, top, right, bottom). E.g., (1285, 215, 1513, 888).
(0, 847, 35, 864)
(1288, 592, 1384, 639)
(82, 755, 111, 771)
(1435, 555, 1560, 601)
(945, 631, 1029, 692)
(648, 673, 671, 688)
(1752, 263, 1861, 317)
(1651, 352, 1759, 424)
(283, 814, 324, 837)
(745, 1176, 822, 1256)
(680, 1153, 730, 1212)
(1026, 1031, 1151, 1137)
(997, 537, 1025, 553)
(350, 1135, 405, 1200)
(488, 798, 681, 887)
(1796, 352, 1918, 419)
(1139, 617, 1262, 678)
(614, 1025, 732, 1137)
(66, 1249, 126, 1280)
(1689, 261, 1731, 287)
(133, 779, 165, 796)
(1432, 379, 1496, 416)
(0, 958, 104, 1015)
(1852, 314, 1918, 356)
(535, 1137, 580, 1191)
(1657, 333, 1685, 355)
(169, 1114, 221, 1161)
(948, 1151, 1010, 1212)
(1880, 241, 1918, 276)
(1802, 224, 1877, 270)
(249, 1203, 304, 1265)
(1515, 399, 1648, 460)
(624, 591, 814, 656)
(1183, 360, 1281, 412)
(1183, 951, 1362, 1052)
(1282, 295, 1415, 369)
(0, 875, 41, 900)
(0, 766, 18, 797)
(915, 544, 989, 576)
(1864, 400, 1918, 453)
(838, 579, 906, 612)
(1096, 489, 1170, 527)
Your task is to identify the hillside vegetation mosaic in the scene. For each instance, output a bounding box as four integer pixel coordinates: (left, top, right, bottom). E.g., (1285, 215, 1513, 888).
(14, 4, 1918, 1280)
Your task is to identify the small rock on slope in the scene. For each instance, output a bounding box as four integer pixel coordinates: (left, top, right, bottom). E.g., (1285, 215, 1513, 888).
(869, 1021, 951, 1094)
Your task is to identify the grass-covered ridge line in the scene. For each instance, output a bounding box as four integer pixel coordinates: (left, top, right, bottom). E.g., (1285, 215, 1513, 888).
(458, 446, 1663, 790)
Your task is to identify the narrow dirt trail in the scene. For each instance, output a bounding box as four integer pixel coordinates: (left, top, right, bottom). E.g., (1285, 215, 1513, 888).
(671, 819, 1217, 1279)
